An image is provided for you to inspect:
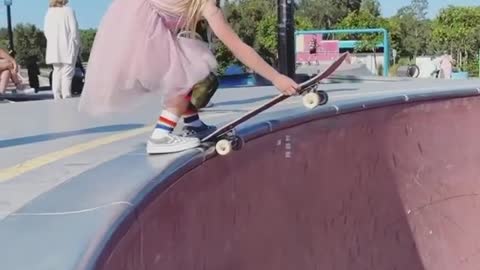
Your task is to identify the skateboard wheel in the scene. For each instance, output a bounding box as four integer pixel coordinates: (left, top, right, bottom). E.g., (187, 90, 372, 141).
(216, 139, 232, 156)
(303, 91, 328, 109)
(303, 92, 321, 109)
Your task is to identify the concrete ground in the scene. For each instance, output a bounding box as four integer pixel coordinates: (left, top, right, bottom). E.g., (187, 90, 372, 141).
(0, 62, 479, 269)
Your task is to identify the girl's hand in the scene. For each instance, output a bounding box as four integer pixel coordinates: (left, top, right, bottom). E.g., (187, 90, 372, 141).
(10, 60, 18, 73)
(272, 74, 299, 96)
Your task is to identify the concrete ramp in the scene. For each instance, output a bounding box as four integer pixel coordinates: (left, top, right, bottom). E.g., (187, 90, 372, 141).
(97, 95, 480, 270)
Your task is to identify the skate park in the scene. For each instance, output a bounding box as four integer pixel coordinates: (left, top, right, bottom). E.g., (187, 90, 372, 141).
(1, 1, 480, 270)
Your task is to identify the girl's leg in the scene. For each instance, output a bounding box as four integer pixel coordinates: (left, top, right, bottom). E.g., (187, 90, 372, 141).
(179, 74, 217, 137)
(146, 94, 200, 154)
(181, 101, 216, 138)
(151, 94, 189, 138)
(0, 70, 11, 94)
(154, 89, 215, 137)
(183, 106, 206, 128)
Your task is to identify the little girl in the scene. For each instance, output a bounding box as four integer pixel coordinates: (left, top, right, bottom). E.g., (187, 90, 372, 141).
(78, 0, 299, 154)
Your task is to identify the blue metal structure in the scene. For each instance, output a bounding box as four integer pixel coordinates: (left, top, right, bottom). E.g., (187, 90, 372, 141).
(295, 28, 390, 77)
(338, 40, 384, 49)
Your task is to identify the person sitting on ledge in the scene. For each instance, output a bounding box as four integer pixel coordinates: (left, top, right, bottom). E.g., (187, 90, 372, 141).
(0, 48, 27, 94)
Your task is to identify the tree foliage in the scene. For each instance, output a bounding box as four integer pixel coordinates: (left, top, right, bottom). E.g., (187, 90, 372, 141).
(297, 0, 362, 29)
(0, 0, 478, 76)
(360, 0, 381, 17)
(13, 24, 46, 66)
(79, 29, 96, 62)
(429, 6, 480, 74)
(337, 7, 388, 49)
(390, 0, 431, 58)
(0, 28, 10, 51)
(336, 4, 387, 73)
(213, 0, 314, 73)
(256, 13, 314, 67)
(211, 0, 275, 73)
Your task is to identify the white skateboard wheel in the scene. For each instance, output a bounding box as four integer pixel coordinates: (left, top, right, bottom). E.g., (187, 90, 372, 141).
(216, 139, 232, 155)
(303, 92, 321, 109)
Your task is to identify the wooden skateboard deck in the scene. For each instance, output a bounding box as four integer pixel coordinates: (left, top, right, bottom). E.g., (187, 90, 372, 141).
(202, 52, 348, 155)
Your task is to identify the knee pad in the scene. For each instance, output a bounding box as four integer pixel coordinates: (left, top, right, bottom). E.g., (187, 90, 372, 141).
(189, 72, 219, 110)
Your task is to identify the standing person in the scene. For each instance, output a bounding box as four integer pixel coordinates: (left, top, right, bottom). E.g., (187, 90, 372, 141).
(439, 51, 454, 79)
(78, 0, 299, 154)
(43, 0, 81, 99)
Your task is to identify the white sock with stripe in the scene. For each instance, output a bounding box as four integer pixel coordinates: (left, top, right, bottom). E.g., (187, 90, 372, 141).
(151, 110, 179, 139)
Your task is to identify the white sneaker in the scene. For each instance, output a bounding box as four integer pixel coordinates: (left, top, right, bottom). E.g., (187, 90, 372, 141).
(146, 133, 200, 154)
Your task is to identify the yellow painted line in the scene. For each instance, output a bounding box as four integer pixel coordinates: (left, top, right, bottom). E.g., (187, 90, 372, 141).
(0, 112, 233, 183)
(0, 125, 153, 183)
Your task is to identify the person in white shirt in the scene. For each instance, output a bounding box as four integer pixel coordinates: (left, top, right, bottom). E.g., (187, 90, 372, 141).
(43, 0, 81, 99)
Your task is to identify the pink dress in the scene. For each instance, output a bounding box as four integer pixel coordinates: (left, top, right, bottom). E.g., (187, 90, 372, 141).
(78, 0, 218, 116)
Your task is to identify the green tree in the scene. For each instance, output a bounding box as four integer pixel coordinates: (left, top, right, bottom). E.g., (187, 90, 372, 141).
(256, 14, 314, 67)
(213, 0, 317, 73)
(383, 16, 402, 60)
(79, 29, 96, 61)
(212, 0, 275, 72)
(337, 9, 389, 72)
(211, 0, 369, 72)
(389, 0, 431, 58)
(410, 0, 429, 20)
(0, 28, 10, 51)
(297, 0, 362, 29)
(13, 24, 46, 67)
(430, 6, 480, 75)
(360, 0, 381, 17)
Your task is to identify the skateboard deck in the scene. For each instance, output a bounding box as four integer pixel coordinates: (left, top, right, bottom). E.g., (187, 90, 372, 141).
(202, 52, 348, 155)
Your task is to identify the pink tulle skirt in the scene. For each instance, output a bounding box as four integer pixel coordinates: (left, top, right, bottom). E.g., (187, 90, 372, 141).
(78, 0, 218, 116)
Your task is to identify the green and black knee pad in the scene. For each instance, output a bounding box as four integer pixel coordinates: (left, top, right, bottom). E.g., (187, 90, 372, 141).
(188, 72, 219, 110)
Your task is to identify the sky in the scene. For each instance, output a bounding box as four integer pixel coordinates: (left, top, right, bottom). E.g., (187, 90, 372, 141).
(0, 0, 478, 29)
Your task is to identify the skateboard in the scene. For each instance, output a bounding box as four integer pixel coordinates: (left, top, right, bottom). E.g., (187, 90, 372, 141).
(201, 52, 348, 156)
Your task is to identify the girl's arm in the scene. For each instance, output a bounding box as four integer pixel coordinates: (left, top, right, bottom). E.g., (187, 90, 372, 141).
(202, 0, 298, 95)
